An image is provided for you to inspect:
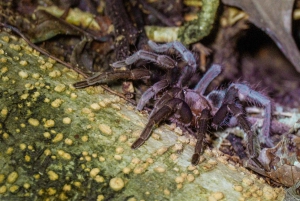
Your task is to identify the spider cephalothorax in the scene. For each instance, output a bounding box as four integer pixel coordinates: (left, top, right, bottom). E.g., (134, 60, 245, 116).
(73, 40, 272, 165)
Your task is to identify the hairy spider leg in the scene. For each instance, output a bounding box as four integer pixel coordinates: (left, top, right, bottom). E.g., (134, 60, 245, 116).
(212, 87, 259, 157)
(228, 83, 272, 147)
(111, 50, 177, 69)
(148, 40, 197, 86)
(73, 69, 151, 88)
(131, 98, 193, 149)
(194, 64, 222, 95)
(136, 79, 170, 110)
(148, 87, 183, 118)
(192, 108, 211, 165)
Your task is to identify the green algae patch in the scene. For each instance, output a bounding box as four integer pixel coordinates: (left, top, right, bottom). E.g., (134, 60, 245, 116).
(0, 31, 285, 200)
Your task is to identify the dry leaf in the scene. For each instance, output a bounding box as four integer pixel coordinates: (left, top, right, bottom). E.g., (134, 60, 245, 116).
(222, 0, 300, 72)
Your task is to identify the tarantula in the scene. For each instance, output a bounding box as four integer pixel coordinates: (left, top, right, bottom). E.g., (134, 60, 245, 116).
(73, 41, 272, 165)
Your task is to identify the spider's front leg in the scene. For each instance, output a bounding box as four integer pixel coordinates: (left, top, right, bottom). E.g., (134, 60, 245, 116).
(111, 50, 177, 69)
(148, 40, 197, 86)
(73, 69, 151, 88)
(132, 98, 193, 149)
(192, 108, 211, 165)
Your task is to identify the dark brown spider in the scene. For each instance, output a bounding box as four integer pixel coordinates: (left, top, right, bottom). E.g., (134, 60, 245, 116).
(73, 40, 272, 165)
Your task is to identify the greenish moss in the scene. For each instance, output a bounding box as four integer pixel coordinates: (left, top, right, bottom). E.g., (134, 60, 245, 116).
(0, 31, 285, 201)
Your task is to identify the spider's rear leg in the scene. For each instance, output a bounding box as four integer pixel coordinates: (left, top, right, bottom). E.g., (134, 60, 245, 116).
(192, 108, 211, 165)
(111, 50, 177, 69)
(131, 98, 192, 149)
(73, 69, 151, 88)
(228, 84, 272, 147)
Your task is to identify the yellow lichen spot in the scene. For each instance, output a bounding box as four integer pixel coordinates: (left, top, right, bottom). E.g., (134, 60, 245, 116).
(3, 132, 9, 139)
(54, 84, 66, 92)
(9, 185, 19, 193)
(48, 170, 59, 181)
(85, 155, 92, 161)
(18, 71, 28, 78)
(62, 152, 72, 160)
(263, 186, 278, 200)
(63, 184, 71, 192)
(47, 187, 56, 195)
(98, 101, 106, 107)
(186, 174, 195, 182)
(122, 167, 131, 174)
(70, 93, 77, 99)
(32, 73, 40, 79)
(0, 174, 5, 183)
(73, 181, 81, 188)
(25, 155, 31, 162)
(52, 133, 63, 143)
(62, 117, 71, 124)
(49, 70, 61, 78)
(234, 185, 243, 192)
(19, 143, 27, 151)
(64, 138, 73, 145)
(82, 107, 92, 114)
(90, 168, 100, 178)
(97, 194, 105, 201)
(111, 103, 121, 110)
(207, 159, 218, 165)
(175, 176, 184, 184)
(146, 158, 154, 164)
(2, 76, 9, 82)
(99, 156, 105, 162)
(0, 58, 7, 63)
(51, 99, 63, 108)
(19, 60, 28, 66)
(81, 135, 89, 142)
(115, 147, 124, 154)
(174, 127, 183, 135)
(154, 166, 166, 173)
(44, 149, 51, 156)
(28, 118, 40, 126)
(156, 147, 168, 155)
(1, 67, 8, 73)
(94, 175, 105, 183)
(170, 153, 178, 161)
(164, 189, 170, 196)
(210, 192, 224, 200)
(7, 171, 18, 184)
(44, 62, 53, 69)
(118, 135, 127, 142)
(23, 183, 30, 189)
(99, 124, 112, 135)
(0, 107, 8, 117)
(0, 49, 4, 55)
(242, 177, 254, 186)
(43, 132, 51, 139)
(227, 163, 237, 171)
(0, 185, 6, 194)
(38, 189, 44, 195)
(44, 119, 55, 128)
(6, 147, 13, 155)
(114, 155, 122, 160)
(109, 178, 125, 191)
(2, 36, 9, 42)
(33, 174, 40, 180)
(90, 103, 101, 110)
(20, 93, 29, 100)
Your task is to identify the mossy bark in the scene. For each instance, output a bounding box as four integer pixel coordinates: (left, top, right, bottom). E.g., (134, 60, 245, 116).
(0, 31, 285, 200)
